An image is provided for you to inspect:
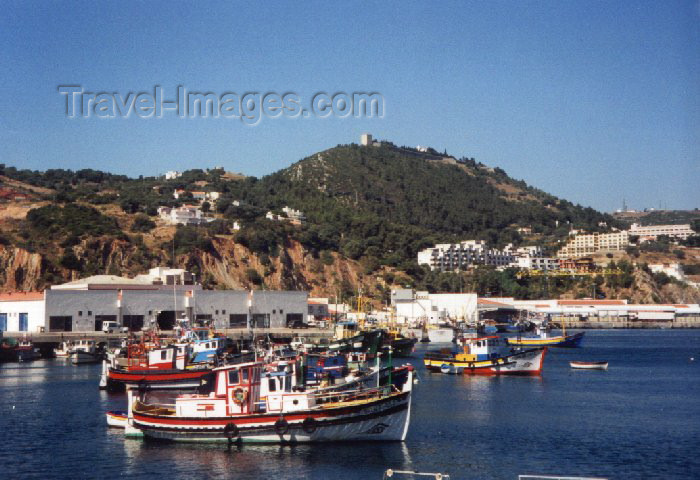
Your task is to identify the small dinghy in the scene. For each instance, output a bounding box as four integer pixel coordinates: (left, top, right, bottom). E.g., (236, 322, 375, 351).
(106, 410, 128, 428)
(570, 361, 608, 370)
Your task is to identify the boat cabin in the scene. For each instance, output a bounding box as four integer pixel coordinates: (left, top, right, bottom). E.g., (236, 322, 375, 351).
(305, 354, 348, 384)
(456, 336, 509, 362)
(175, 361, 263, 417)
(139, 345, 188, 370)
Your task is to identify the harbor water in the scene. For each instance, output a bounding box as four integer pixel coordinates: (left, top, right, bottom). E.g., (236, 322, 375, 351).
(1, 330, 698, 479)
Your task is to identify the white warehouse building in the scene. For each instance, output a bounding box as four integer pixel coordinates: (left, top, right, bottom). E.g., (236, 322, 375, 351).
(1, 283, 308, 334)
(390, 289, 478, 324)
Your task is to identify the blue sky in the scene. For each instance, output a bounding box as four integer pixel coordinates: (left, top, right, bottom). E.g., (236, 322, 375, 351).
(1, 1, 698, 212)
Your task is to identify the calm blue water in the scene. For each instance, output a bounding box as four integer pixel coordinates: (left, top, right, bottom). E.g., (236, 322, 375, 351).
(1, 330, 699, 479)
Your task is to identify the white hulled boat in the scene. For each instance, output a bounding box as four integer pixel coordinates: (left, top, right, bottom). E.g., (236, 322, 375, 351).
(70, 340, 102, 364)
(54, 341, 73, 358)
(126, 360, 414, 443)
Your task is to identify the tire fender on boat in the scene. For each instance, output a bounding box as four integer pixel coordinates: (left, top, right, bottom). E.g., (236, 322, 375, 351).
(137, 379, 150, 394)
(302, 417, 317, 434)
(224, 422, 239, 439)
(275, 417, 290, 436)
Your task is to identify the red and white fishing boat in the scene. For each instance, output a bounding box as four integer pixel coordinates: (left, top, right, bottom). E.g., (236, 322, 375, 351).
(125, 360, 414, 443)
(570, 361, 608, 370)
(103, 329, 214, 391)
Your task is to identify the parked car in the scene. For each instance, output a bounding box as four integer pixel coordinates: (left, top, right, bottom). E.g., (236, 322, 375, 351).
(102, 321, 120, 333)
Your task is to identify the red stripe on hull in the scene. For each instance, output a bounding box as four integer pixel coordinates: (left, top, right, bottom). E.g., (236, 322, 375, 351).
(108, 370, 208, 382)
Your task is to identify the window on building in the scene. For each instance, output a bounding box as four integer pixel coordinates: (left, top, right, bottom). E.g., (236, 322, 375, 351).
(215, 310, 219, 315)
(229, 314, 247, 328)
(222, 310, 226, 314)
(78, 311, 82, 317)
(251, 314, 270, 328)
(49, 316, 72, 332)
(19, 313, 28, 332)
(123, 315, 144, 332)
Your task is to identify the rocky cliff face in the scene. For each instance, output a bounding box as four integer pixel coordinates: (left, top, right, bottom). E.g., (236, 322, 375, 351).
(0, 237, 375, 299)
(0, 246, 45, 292)
(2, 236, 698, 305)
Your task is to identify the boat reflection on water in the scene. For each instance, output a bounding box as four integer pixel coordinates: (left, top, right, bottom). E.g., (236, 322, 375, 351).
(120, 433, 416, 478)
(0, 360, 52, 387)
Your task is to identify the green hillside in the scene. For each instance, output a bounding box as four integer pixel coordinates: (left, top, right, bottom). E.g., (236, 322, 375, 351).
(216, 143, 618, 267)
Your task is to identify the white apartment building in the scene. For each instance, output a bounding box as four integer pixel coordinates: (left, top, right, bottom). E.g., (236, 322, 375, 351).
(266, 206, 305, 224)
(629, 223, 695, 241)
(282, 206, 305, 222)
(417, 240, 516, 272)
(513, 256, 560, 271)
(158, 205, 211, 226)
(557, 231, 630, 258)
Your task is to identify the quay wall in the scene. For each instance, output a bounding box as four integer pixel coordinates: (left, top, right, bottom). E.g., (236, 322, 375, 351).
(0, 327, 334, 345)
(551, 314, 700, 329)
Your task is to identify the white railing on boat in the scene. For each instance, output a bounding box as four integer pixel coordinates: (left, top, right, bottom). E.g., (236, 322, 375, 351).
(137, 385, 399, 409)
(384, 470, 449, 479)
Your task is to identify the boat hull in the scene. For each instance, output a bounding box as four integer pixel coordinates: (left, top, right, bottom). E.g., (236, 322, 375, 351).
(106, 411, 128, 428)
(427, 328, 454, 343)
(383, 338, 417, 357)
(107, 367, 212, 390)
(130, 390, 411, 443)
(424, 347, 546, 376)
(570, 361, 608, 370)
(506, 331, 584, 348)
(71, 351, 102, 364)
(17, 349, 40, 362)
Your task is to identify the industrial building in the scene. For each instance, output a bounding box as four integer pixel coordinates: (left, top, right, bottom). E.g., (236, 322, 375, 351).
(0, 269, 308, 334)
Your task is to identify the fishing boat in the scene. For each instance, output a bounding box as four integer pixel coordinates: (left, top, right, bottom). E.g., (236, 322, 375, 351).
(570, 361, 608, 370)
(104, 327, 211, 391)
(328, 328, 385, 354)
(70, 340, 103, 364)
(125, 359, 414, 443)
(54, 341, 74, 358)
(16, 339, 41, 362)
(382, 330, 417, 358)
(0, 337, 19, 362)
(106, 410, 128, 428)
(424, 335, 546, 375)
(506, 323, 584, 348)
(105, 343, 216, 391)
